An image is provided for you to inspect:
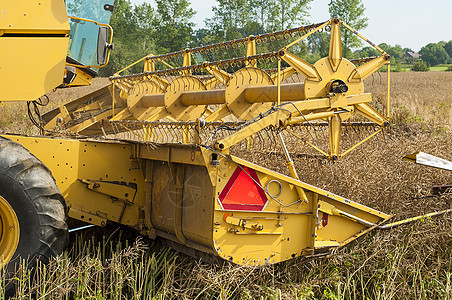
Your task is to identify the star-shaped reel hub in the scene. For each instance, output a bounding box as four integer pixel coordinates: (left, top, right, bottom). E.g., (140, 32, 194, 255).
(277, 18, 391, 159)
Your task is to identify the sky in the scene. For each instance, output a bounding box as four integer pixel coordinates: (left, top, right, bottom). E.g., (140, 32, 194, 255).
(130, 0, 452, 51)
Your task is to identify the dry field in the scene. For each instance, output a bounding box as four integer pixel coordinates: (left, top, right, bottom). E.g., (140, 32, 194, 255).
(1, 72, 452, 299)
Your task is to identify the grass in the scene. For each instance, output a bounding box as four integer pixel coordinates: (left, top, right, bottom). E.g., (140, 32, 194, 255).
(377, 64, 452, 72)
(430, 66, 449, 71)
(2, 210, 452, 299)
(1, 73, 451, 299)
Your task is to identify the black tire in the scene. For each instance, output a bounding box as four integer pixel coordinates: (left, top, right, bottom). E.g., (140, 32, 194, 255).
(0, 137, 68, 293)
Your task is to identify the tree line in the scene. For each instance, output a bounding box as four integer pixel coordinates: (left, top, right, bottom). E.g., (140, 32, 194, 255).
(419, 41, 452, 66)
(100, 0, 449, 76)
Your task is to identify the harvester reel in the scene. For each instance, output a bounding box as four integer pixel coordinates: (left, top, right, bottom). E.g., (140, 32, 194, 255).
(164, 76, 207, 121)
(225, 67, 274, 121)
(44, 18, 391, 160)
(127, 81, 164, 120)
(304, 57, 364, 99)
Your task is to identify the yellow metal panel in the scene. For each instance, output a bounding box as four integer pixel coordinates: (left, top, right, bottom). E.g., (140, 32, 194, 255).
(5, 136, 81, 193)
(211, 152, 391, 265)
(315, 240, 340, 248)
(140, 145, 205, 166)
(351, 56, 389, 81)
(304, 57, 364, 99)
(69, 208, 107, 227)
(3, 135, 145, 227)
(328, 20, 342, 71)
(281, 50, 320, 80)
(0, 37, 69, 101)
(0, 0, 69, 33)
(150, 161, 215, 248)
(3, 135, 392, 266)
(80, 179, 136, 203)
(212, 155, 314, 264)
(67, 68, 93, 87)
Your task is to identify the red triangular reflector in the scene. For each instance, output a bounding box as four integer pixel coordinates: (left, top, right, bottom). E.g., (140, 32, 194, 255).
(219, 165, 268, 211)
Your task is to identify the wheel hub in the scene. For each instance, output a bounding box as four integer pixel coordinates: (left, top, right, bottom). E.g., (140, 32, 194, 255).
(0, 195, 20, 267)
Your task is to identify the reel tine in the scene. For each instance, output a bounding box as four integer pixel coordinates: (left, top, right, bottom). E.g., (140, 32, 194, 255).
(345, 123, 354, 146)
(257, 131, 265, 151)
(374, 124, 381, 150)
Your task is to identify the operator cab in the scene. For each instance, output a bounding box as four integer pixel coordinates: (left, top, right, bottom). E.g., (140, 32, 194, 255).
(64, 0, 114, 86)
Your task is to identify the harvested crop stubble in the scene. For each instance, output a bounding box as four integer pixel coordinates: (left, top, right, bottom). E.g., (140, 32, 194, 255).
(1, 73, 452, 299)
(367, 71, 452, 130)
(237, 125, 451, 214)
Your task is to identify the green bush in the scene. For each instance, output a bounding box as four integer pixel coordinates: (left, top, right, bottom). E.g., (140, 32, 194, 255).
(446, 65, 452, 71)
(392, 62, 405, 72)
(411, 60, 430, 71)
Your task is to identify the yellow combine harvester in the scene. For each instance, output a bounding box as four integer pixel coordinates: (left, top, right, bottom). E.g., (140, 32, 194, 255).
(4, 0, 443, 276)
(0, 0, 114, 275)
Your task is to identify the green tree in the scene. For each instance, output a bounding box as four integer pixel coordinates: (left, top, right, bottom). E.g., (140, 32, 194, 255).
(133, 3, 157, 54)
(443, 40, 452, 62)
(419, 43, 449, 66)
(267, 0, 313, 31)
(387, 44, 403, 60)
(154, 0, 196, 53)
(411, 60, 429, 71)
(193, 28, 215, 46)
(307, 32, 329, 58)
(328, 0, 368, 58)
(355, 46, 380, 58)
(205, 0, 251, 41)
(100, 0, 156, 75)
(377, 43, 390, 52)
(250, 0, 274, 33)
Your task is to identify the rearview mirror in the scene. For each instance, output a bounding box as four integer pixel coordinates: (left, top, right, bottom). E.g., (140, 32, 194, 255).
(97, 26, 109, 65)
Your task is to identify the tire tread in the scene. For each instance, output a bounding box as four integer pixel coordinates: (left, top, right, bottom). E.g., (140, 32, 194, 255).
(0, 137, 68, 261)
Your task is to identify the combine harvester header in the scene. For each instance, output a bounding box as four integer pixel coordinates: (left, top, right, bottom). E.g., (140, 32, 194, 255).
(33, 18, 396, 265)
(12, 18, 449, 266)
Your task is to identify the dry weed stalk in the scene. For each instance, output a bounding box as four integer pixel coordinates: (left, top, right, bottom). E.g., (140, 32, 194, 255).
(0, 74, 451, 298)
